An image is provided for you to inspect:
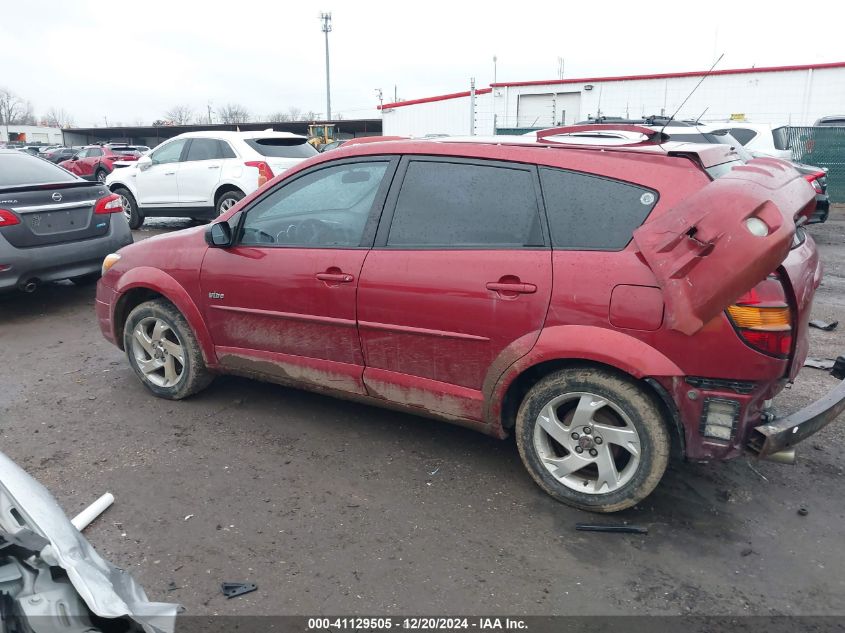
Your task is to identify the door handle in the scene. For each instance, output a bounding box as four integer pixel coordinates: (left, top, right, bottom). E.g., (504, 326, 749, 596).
(486, 281, 537, 294)
(316, 272, 354, 283)
(208, 165, 220, 169)
(164, 171, 176, 175)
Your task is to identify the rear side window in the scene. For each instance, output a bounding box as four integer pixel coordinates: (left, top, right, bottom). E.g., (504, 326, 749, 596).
(219, 141, 236, 158)
(539, 168, 657, 250)
(186, 138, 222, 161)
(771, 126, 791, 151)
(387, 161, 544, 248)
(0, 153, 78, 186)
(244, 137, 318, 159)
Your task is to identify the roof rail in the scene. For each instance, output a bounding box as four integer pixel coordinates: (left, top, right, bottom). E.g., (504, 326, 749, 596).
(535, 124, 670, 145)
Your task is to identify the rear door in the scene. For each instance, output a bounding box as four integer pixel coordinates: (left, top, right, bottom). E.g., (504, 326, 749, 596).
(357, 157, 552, 422)
(199, 157, 396, 395)
(177, 138, 225, 204)
(135, 139, 187, 206)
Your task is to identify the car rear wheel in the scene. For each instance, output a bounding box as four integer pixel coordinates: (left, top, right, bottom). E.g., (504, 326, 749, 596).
(216, 190, 244, 216)
(515, 368, 670, 513)
(123, 299, 213, 400)
(95, 169, 108, 183)
(114, 187, 143, 229)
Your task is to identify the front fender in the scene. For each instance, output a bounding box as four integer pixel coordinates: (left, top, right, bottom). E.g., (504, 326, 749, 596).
(485, 324, 683, 426)
(113, 267, 217, 366)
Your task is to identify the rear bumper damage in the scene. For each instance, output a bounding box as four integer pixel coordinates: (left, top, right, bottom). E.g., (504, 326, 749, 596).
(749, 379, 845, 457)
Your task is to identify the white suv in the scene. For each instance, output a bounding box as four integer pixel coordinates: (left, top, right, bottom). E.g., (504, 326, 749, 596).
(105, 130, 317, 228)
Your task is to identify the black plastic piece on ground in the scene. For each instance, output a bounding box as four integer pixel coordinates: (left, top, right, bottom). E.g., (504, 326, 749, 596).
(832, 356, 845, 380)
(809, 319, 839, 331)
(575, 524, 648, 535)
(221, 582, 257, 599)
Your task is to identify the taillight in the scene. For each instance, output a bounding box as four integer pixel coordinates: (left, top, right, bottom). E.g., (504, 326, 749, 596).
(0, 209, 21, 226)
(245, 161, 274, 187)
(804, 171, 826, 193)
(725, 274, 792, 358)
(94, 193, 123, 214)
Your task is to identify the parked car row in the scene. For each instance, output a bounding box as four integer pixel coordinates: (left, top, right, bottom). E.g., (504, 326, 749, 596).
(105, 130, 317, 228)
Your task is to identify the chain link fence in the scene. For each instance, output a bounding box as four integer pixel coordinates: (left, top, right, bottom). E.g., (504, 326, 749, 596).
(786, 127, 845, 203)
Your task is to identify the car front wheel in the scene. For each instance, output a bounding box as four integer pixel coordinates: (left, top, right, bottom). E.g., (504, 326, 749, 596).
(123, 299, 213, 400)
(515, 368, 670, 513)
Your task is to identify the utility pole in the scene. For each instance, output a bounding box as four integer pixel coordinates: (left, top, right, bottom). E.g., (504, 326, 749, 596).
(320, 12, 332, 120)
(375, 88, 383, 109)
(469, 77, 476, 136)
(207, 102, 213, 125)
(493, 55, 497, 83)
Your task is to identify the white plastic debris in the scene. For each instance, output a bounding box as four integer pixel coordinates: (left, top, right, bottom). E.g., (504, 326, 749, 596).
(71, 492, 115, 531)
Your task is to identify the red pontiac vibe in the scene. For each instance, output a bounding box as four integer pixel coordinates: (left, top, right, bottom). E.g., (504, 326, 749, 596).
(95, 127, 845, 512)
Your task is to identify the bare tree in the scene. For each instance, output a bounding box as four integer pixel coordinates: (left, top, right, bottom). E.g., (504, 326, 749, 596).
(165, 104, 194, 125)
(0, 87, 25, 125)
(217, 103, 251, 124)
(267, 112, 291, 122)
(303, 110, 317, 121)
(44, 107, 75, 128)
(287, 106, 302, 121)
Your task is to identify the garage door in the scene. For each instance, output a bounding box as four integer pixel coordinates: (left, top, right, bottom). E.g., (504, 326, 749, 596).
(517, 93, 581, 128)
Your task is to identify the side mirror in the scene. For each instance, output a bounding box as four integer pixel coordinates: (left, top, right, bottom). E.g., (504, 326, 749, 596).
(137, 155, 152, 171)
(205, 212, 241, 248)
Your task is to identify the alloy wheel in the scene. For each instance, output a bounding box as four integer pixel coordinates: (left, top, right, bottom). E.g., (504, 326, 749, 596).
(533, 392, 641, 494)
(119, 195, 132, 222)
(130, 317, 186, 388)
(219, 197, 237, 213)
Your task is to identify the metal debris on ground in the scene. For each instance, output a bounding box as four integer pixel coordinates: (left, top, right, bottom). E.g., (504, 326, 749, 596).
(809, 319, 839, 331)
(832, 356, 845, 380)
(221, 582, 257, 599)
(804, 357, 836, 370)
(575, 523, 648, 535)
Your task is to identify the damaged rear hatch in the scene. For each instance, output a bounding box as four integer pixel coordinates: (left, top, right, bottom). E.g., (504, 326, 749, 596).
(632, 150, 816, 336)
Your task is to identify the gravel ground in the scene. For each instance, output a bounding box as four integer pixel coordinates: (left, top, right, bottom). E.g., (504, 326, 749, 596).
(1, 210, 844, 617)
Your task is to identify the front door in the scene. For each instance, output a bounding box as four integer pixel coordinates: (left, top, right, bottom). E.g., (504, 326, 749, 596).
(357, 157, 553, 422)
(200, 157, 396, 395)
(136, 138, 186, 206)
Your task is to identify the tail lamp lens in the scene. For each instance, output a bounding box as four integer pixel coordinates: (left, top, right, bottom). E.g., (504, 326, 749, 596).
(245, 161, 274, 187)
(0, 209, 21, 226)
(94, 193, 123, 214)
(725, 275, 792, 358)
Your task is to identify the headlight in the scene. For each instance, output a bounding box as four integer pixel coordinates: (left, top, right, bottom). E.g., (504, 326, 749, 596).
(101, 253, 121, 276)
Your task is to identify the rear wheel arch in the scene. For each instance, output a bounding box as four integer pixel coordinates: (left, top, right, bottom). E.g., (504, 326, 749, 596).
(214, 184, 245, 206)
(497, 358, 684, 459)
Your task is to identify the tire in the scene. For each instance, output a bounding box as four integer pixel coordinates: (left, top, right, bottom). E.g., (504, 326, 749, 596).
(216, 190, 244, 217)
(515, 367, 670, 513)
(69, 272, 100, 285)
(95, 168, 108, 184)
(114, 187, 144, 229)
(123, 299, 213, 400)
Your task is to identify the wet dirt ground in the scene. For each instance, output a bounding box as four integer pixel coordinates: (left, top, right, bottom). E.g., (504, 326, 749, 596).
(1, 211, 844, 617)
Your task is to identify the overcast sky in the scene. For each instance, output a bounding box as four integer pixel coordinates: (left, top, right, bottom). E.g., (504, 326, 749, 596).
(3, 0, 844, 127)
